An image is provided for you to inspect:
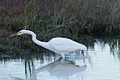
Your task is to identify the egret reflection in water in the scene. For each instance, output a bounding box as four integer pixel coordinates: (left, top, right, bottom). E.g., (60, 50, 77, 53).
(36, 58, 87, 77)
(10, 56, 88, 80)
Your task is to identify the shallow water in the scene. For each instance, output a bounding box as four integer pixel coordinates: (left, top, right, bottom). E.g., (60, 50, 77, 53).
(0, 38, 120, 80)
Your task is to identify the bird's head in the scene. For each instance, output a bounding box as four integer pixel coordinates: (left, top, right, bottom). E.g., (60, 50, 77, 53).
(9, 30, 31, 37)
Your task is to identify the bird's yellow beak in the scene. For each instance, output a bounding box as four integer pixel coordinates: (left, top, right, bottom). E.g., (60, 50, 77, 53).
(9, 32, 19, 37)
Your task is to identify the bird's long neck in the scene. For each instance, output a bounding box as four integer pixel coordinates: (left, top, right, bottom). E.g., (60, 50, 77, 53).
(29, 31, 49, 49)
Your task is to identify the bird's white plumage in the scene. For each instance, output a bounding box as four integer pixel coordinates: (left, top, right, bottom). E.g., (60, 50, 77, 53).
(10, 30, 87, 58)
(48, 37, 87, 54)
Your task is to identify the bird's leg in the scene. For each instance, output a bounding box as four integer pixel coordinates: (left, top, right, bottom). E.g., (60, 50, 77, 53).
(81, 50, 84, 56)
(85, 50, 88, 56)
(61, 53, 65, 59)
(61, 53, 65, 62)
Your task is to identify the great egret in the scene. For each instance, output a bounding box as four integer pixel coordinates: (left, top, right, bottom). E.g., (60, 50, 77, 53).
(10, 30, 87, 58)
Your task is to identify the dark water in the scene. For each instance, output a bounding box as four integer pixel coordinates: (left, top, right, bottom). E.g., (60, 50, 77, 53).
(0, 37, 120, 80)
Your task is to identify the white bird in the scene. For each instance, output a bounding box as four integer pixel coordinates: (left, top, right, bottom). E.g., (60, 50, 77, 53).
(9, 30, 87, 58)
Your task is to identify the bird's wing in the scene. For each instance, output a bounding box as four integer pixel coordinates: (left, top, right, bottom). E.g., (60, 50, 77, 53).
(49, 38, 80, 52)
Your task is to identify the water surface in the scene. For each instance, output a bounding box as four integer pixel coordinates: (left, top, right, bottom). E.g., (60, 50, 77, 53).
(0, 37, 120, 80)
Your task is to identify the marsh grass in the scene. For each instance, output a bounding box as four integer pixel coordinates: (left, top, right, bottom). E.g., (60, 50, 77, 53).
(1, 0, 120, 35)
(24, 0, 38, 29)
